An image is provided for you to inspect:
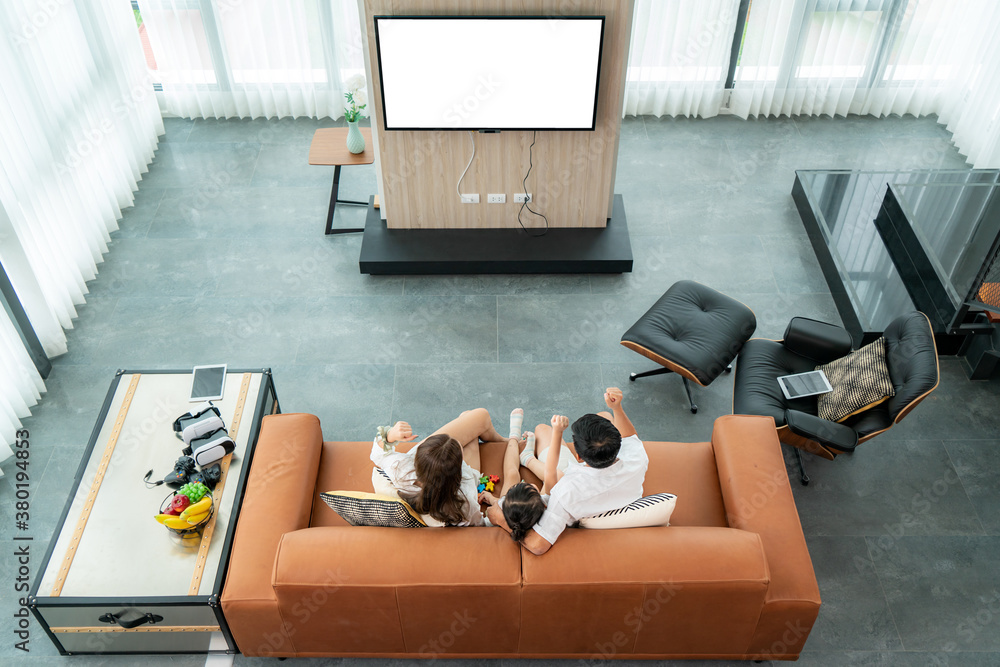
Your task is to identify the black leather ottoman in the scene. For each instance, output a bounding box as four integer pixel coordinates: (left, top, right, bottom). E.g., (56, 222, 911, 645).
(621, 281, 757, 413)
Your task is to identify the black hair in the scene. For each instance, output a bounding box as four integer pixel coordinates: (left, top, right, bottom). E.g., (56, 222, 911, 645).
(571, 414, 622, 468)
(501, 482, 546, 542)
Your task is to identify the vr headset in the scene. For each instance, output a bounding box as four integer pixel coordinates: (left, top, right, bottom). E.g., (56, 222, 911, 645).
(173, 403, 225, 445)
(183, 428, 236, 467)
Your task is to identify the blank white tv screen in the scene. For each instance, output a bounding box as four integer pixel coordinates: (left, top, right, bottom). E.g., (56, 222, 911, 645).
(374, 17, 604, 130)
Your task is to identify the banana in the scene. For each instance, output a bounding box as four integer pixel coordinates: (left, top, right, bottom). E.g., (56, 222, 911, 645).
(179, 496, 212, 521)
(184, 511, 209, 525)
(163, 516, 193, 530)
(154, 514, 176, 524)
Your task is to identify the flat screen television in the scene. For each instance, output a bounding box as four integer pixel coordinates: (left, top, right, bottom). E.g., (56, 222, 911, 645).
(373, 16, 605, 131)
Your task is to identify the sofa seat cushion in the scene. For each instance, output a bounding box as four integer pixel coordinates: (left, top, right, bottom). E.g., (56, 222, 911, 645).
(274, 526, 521, 655)
(519, 527, 769, 655)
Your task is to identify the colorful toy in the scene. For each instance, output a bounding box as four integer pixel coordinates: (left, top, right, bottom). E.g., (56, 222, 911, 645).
(477, 483, 486, 493)
(489, 475, 499, 483)
(484, 481, 494, 492)
(477, 474, 491, 494)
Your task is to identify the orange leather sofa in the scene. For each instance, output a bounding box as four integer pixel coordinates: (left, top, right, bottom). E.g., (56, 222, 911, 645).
(221, 413, 820, 660)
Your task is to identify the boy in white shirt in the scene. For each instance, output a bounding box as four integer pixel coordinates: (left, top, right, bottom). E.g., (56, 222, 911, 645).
(485, 387, 648, 554)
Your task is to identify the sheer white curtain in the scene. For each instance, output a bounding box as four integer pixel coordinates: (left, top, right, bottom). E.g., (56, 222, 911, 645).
(936, 1, 1000, 168)
(730, 0, 1000, 167)
(624, 0, 740, 118)
(139, 0, 366, 119)
(1, 309, 43, 474)
(0, 0, 162, 457)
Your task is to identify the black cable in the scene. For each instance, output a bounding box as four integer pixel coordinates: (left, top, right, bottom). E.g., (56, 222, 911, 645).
(517, 131, 549, 237)
(143, 470, 164, 488)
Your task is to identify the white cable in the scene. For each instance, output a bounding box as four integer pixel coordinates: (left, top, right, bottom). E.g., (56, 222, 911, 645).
(456, 130, 475, 198)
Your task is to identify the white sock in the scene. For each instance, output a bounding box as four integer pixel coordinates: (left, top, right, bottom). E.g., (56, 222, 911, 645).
(519, 432, 535, 467)
(508, 408, 524, 440)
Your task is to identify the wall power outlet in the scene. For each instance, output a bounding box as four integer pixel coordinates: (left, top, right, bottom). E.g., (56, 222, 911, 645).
(514, 193, 532, 203)
(487, 193, 506, 204)
(460, 194, 480, 204)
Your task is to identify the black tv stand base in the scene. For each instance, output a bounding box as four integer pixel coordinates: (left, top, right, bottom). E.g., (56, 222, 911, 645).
(357, 195, 633, 275)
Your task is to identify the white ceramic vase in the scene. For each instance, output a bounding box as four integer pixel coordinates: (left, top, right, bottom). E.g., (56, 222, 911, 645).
(346, 120, 365, 154)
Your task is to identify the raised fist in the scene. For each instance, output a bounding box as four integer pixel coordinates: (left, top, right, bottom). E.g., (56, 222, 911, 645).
(604, 387, 623, 409)
(388, 421, 418, 443)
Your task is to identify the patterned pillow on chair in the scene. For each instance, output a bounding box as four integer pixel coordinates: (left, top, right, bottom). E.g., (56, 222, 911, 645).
(320, 490, 426, 528)
(816, 336, 895, 422)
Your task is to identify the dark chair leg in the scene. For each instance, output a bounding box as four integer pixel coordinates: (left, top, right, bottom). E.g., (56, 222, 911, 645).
(630, 367, 697, 414)
(682, 377, 698, 414)
(629, 367, 674, 381)
(792, 446, 810, 486)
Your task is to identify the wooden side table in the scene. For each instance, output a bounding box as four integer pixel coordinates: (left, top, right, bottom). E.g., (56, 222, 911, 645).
(308, 127, 374, 235)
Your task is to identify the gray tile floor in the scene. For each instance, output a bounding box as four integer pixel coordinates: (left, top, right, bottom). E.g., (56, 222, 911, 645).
(2, 113, 998, 666)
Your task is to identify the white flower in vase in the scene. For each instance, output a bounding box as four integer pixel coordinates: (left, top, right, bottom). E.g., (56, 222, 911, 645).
(343, 76, 368, 123)
(344, 74, 366, 93)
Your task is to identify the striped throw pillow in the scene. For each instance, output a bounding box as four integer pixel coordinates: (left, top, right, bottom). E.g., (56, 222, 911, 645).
(578, 493, 677, 529)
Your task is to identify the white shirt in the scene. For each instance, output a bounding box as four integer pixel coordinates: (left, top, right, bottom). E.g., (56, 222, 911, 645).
(369, 439, 485, 527)
(532, 434, 648, 545)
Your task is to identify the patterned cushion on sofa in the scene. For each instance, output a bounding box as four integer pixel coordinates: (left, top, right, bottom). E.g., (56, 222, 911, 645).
(320, 490, 426, 528)
(816, 336, 895, 422)
(578, 493, 677, 529)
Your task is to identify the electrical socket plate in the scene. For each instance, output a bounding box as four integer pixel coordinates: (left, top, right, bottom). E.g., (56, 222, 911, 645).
(514, 193, 532, 203)
(460, 194, 479, 204)
(487, 193, 506, 204)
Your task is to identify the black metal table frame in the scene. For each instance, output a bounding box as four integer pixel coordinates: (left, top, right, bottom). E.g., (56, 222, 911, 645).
(325, 164, 369, 235)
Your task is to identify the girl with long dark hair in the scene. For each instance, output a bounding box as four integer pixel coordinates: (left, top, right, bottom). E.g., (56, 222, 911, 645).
(371, 408, 527, 526)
